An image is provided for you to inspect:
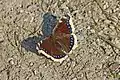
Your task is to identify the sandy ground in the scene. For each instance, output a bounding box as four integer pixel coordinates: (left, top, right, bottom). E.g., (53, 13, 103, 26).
(0, 0, 120, 80)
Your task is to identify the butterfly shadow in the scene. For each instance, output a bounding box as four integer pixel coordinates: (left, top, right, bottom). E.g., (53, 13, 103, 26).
(21, 36, 43, 56)
(21, 12, 57, 56)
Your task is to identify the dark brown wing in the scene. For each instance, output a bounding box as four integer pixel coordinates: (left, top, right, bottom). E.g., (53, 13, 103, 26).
(37, 36, 67, 59)
(53, 17, 74, 53)
(37, 34, 75, 60)
(57, 34, 75, 53)
(53, 18, 72, 35)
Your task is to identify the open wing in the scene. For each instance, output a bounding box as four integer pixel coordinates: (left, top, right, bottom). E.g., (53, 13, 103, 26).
(37, 14, 77, 63)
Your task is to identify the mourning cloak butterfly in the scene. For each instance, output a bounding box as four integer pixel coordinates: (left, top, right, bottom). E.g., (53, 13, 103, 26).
(36, 13, 77, 63)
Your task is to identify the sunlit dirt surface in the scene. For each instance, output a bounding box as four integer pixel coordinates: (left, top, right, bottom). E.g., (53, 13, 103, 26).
(0, 0, 120, 80)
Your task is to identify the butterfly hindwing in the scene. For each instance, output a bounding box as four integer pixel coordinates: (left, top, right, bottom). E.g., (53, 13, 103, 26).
(37, 36, 67, 60)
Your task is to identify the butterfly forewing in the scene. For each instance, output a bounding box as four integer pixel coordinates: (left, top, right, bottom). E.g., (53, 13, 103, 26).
(53, 18, 72, 35)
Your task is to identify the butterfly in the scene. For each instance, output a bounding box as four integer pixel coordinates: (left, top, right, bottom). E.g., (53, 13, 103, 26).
(36, 14, 77, 63)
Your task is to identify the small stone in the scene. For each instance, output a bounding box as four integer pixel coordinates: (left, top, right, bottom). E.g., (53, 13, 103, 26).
(8, 58, 14, 65)
(29, 62, 34, 67)
(72, 77, 77, 80)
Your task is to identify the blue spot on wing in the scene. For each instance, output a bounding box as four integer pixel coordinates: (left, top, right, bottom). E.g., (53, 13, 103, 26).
(69, 35, 74, 50)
